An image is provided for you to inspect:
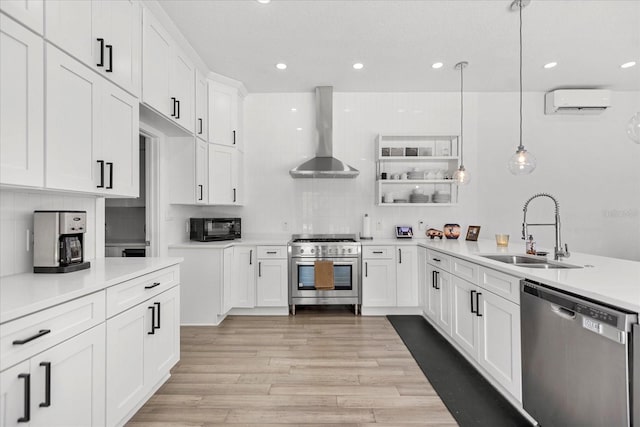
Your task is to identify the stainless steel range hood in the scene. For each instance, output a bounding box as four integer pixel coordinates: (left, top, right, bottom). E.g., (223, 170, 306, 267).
(289, 87, 359, 179)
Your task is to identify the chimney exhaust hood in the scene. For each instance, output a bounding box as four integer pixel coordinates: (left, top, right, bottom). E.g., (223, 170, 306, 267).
(289, 87, 359, 179)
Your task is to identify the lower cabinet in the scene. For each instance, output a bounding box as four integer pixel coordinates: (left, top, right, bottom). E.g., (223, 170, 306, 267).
(231, 246, 256, 308)
(396, 246, 419, 307)
(425, 264, 452, 335)
(106, 285, 180, 427)
(362, 256, 396, 307)
(362, 245, 420, 308)
(0, 325, 105, 427)
(256, 246, 288, 307)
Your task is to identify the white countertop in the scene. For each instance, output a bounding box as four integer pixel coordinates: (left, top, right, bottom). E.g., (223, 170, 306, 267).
(0, 257, 183, 324)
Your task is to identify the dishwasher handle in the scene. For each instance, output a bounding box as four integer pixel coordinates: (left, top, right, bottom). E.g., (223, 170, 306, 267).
(550, 303, 576, 320)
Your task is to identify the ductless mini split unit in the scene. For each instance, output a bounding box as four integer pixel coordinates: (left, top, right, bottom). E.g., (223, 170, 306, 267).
(544, 89, 611, 115)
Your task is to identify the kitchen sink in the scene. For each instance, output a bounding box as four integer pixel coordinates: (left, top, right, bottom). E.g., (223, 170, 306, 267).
(480, 254, 583, 269)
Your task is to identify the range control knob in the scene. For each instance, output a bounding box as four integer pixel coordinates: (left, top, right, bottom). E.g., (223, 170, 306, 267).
(347, 248, 352, 253)
(310, 248, 315, 254)
(299, 248, 304, 254)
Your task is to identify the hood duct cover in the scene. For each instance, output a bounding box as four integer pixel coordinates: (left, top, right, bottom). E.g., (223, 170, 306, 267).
(289, 87, 359, 178)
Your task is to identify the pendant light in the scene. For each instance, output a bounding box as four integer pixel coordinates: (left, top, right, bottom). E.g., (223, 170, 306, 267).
(507, 0, 536, 175)
(453, 61, 470, 185)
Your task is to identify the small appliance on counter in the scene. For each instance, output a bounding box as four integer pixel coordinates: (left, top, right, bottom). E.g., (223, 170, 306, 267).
(396, 226, 413, 239)
(190, 218, 241, 242)
(33, 210, 90, 273)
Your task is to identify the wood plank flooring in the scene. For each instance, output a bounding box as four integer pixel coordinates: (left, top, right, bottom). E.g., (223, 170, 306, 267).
(128, 309, 458, 426)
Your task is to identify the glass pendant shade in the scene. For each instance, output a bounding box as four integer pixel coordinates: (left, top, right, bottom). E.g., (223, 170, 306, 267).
(453, 165, 470, 185)
(628, 112, 640, 143)
(508, 147, 536, 174)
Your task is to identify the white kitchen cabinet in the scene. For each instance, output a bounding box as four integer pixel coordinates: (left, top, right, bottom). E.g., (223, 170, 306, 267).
(208, 143, 241, 205)
(256, 246, 288, 307)
(0, 15, 44, 188)
(362, 250, 396, 307)
(451, 275, 480, 356)
(45, 45, 138, 197)
(0, 0, 43, 34)
(144, 286, 180, 389)
(208, 81, 238, 147)
(195, 70, 208, 141)
(232, 246, 256, 308)
(142, 7, 194, 133)
(167, 138, 208, 205)
(45, 0, 141, 96)
(427, 264, 452, 335)
(0, 361, 30, 427)
(195, 139, 208, 204)
(396, 246, 419, 307)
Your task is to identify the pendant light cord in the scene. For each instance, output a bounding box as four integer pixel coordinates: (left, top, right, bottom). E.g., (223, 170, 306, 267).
(460, 63, 464, 166)
(519, 0, 524, 150)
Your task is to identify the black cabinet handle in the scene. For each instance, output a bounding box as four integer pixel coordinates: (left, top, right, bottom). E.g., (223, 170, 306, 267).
(198, 118, 203, 135)
(372, 251, 383, 254)
(249, 249, 252, 265)
(144, 282, 161, 289)
(39, 362, 51, 408)
(171, 97, 176, 117)
(13, 329, 51, 345)
(148, 306, 156, 334)
(18, 373, 30, 423)
(105, 44, 113, 72)
(198, 184, 203, 201)
(365, 261, 368, 277)
(266, 251, 277, 254)
(106, 162, 113, 189)
(233, 188, 236, 203)
(232, 130, 236, 145)
(154, 302, 161, 330)
(433, 258, 441, 262)
(258, 261, 262, 277)
(470, 290, 477, 314)
(475, 293, 483, 317)
(434, 271, 440, 290)
(96, 160, 104, 188)
(96, 38, 104, 67)
(398, 248, 402, 264)
(176, 99, 180, 119)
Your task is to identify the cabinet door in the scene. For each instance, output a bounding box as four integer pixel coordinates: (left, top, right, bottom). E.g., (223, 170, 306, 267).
(425, 265, 439, 321)
(435, 270, 452, 335)
(477, 291, 522, 401)
(101, 0, 141, 96)
(105, 302, 148, 427)
(451, 276, 479, 357)
(0, 15, 44, 187)
(396, 246, 418, 307)
(0, 0, 43, 34)
(195, 71, 208, 141)
(170, 51, 195, 133)
(208, 144, 235, 204)
(256, 259, 287, 307)
(208, 82, 237, 146)
(0, 361, 31, 427)
(145, 287, 180, 387)
(45, 45, 101, 193)
(30, 324, 105, 427)
(195, 139, 208, 204)
(232, 247, 256, 308)
(141, 8, 172, 117)
(44, 0, 95, 67)
(362, 258, 396, 307)
(100, 82, 139, 197)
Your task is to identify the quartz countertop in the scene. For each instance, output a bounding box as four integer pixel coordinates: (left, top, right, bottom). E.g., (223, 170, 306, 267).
(0, 257, 183, 324)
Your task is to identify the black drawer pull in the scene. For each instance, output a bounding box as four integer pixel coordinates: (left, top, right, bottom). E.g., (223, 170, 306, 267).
(96, 38, 104, 67)
(198, 118, 203, 134)
(266, 251, 277, 254)
(232, 130, 236, 144)
(258, 261, 262, 277)
(198, 184, 203, 200)
(475, 293, 483, 317)
(39, 362, 51, 407)
(372, 251, 383, 254)
(176, 99, 180, 119)
(13, 329, 51, 345)
(154, 302, 161, 330)
(96, 160, 104, 188)
(398, 248, 402, 264)
(145, 282, 161, 290)
(470, 290, 477, 314)
(105, 44, 113, 72)
(18, 373, 30, 422)
(148, 306, 156, 334)
(249, 249, 252, 265)
(106, 162, 113, 189)
(433, 258, 441, 262)
(171, 97, 176, 117)
(233, 188, 237, 203)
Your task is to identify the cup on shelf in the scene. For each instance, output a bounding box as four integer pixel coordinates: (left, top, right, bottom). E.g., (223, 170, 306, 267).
(495, 234, 510, 247)
(381, 172, 387, 179)
(383, 192, 394, 203)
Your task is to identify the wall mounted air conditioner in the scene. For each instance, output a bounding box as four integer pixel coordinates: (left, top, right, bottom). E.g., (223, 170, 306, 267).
(544, 89, 611, 115)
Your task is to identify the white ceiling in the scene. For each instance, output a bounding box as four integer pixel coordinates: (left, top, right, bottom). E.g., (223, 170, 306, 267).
(159, 0, 640, 93)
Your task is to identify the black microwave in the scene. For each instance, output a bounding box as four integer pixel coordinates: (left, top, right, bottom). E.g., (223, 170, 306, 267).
(190, 218, 241, 242)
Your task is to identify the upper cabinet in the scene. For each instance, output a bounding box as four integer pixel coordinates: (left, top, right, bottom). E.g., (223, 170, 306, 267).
(45, 0, 141, 96)
(0, 0, 44, 35)
(142, 7, 194, 133)
(208, 144, 242, 205)
(208, 81, 239, 148)
(0, 14, 44, 188)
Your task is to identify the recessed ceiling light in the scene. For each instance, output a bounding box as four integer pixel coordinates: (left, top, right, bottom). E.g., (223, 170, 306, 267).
(291, 108, 297, 112)
(432, 62, 443, 69)
(621, 61, 637, 69)
(276, 63, 287, 70)
(353, 63, 364, 70)
(257, 0, 270, 4)
(543, 62, 558, 69)
(296, 127, 302, 131)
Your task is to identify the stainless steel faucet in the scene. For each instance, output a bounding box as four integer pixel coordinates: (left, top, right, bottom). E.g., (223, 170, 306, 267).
(522, 193, 570, 260)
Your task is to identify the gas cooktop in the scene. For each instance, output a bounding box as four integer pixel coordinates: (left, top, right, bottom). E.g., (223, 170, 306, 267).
(290, 234, 358, 243)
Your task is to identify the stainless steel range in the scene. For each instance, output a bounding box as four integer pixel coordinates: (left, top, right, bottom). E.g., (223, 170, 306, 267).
(288, 234, 362, 315)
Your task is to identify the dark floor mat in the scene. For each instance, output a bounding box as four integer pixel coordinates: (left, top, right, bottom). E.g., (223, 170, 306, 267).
(387, 315, 532, 427)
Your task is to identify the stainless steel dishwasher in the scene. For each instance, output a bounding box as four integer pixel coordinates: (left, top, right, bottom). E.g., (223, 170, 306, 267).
(521, 279, 638, 427)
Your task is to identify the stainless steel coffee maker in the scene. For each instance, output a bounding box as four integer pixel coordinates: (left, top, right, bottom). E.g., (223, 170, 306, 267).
(34, 210, 91, 273)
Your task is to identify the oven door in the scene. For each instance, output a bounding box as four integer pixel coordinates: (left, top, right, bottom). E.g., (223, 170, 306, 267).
(290, 257, 359, 298)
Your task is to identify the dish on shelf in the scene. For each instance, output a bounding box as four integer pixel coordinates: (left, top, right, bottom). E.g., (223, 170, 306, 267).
(389, 147, 404, 156)
(409, 194, 430, 203)
(419, 147, 433, 156)
(393, 199, 408, 203)
(407, 171, 424, 179)
(381, 147, 390, 156)
(405, 147, 418, 156)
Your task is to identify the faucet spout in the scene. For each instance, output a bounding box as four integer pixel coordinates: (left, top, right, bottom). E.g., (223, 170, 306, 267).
(522, 193, 570, 260)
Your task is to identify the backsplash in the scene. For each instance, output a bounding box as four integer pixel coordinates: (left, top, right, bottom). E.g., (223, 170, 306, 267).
(0, 189, 97, 277)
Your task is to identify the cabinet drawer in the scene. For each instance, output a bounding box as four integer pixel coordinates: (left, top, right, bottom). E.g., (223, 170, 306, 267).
(478, 267, 521, 305)
(452, 257, 479, 283)
(257, 246, 287, 259)
(0, 291, 105, 371)
(363, 246, 393, 259)
(427, 250, 451, 271)
(106, 265, 180, 318)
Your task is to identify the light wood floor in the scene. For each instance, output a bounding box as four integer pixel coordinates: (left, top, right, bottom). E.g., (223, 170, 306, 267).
(128, 308, 458, 426)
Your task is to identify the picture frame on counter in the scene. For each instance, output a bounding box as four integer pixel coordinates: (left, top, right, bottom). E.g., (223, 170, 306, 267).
(465, 225, 481, 241)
